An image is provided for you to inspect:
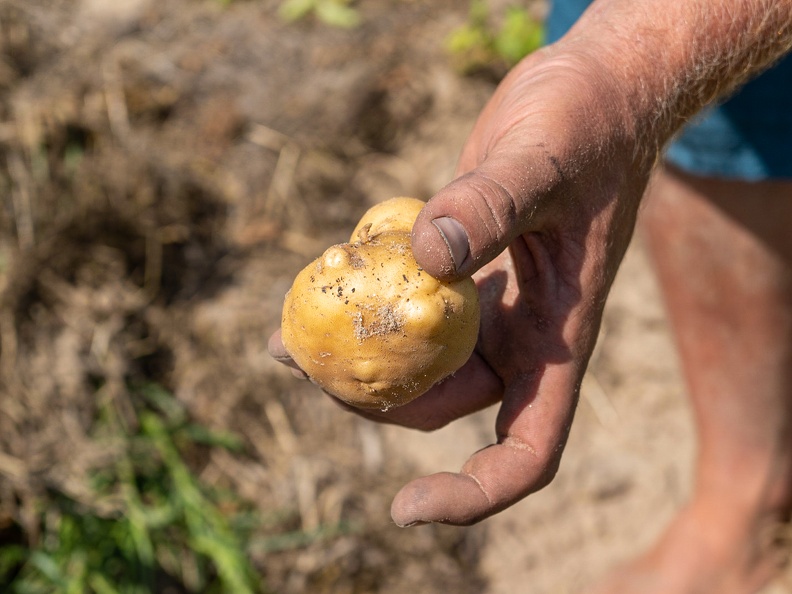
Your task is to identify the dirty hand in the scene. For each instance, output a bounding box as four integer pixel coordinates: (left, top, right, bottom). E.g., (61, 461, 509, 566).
(270, 46, 656, 526)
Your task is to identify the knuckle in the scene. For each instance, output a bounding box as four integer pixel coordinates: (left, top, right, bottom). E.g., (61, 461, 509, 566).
(464, 171, 519, 243)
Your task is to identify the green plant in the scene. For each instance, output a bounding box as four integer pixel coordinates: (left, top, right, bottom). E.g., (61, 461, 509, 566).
(445, 0, 544, 74)
(0, 384, 261, 594)
(278, 0, 361, 28)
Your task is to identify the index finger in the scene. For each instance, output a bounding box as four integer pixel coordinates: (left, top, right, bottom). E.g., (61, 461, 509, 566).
(390, 359, 582, 526)
(267, 329, 308, 379)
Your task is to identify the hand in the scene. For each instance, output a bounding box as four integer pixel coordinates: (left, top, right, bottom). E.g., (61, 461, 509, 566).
(270, 46, 656, 526)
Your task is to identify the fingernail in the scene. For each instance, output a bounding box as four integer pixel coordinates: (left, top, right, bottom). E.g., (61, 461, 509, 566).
(432, 217, 469, 272)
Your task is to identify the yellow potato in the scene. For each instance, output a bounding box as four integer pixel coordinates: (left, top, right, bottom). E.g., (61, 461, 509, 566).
(280, 197, 480, 410)
(350, 196, 424, 239)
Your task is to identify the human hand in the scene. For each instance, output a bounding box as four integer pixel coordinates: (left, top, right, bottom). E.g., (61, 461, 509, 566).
(270, 45, 657, 526)
(367, 0, 792, 528)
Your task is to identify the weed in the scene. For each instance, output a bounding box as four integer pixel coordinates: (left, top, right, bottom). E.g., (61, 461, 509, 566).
(0, 384, 269, 593)
(446, 0, 544, 75)
(278, 0, 361, 29)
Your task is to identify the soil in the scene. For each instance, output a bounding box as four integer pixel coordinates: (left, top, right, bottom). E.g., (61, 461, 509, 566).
(1, 0, 790, 593)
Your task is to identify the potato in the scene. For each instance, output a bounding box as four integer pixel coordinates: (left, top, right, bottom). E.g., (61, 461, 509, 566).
(350, 196, 425, 241)
(280, 197, 480, 410)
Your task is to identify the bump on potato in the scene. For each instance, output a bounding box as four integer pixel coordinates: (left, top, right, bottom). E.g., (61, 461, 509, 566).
(281, 198, 480, 410)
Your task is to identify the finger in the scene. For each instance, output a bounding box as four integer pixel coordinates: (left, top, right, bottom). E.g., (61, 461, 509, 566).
(411, 152, 562, 281)
(339, 350, 503, 431)
(267, 329, 308, 379)
(390, 366, 580, 527)
(267, 328, 290, 360)
(270, 328, 502, 417)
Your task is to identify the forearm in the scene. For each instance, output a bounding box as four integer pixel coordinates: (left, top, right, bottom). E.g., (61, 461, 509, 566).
(559, 0, 792, 150)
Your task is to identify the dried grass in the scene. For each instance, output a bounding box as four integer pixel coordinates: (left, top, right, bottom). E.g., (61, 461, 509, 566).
(0, 0, 489, 591)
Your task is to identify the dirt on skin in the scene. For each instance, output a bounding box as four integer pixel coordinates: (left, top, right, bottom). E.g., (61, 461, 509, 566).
(2, 1, 792, 593)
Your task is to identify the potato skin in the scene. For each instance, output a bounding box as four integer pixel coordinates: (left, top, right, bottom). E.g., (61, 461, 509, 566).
(280, 198, 480, 410)
(351, 196, 425, 239)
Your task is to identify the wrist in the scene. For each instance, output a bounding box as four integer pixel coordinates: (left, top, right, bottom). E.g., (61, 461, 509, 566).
(552, 0, 792, 152)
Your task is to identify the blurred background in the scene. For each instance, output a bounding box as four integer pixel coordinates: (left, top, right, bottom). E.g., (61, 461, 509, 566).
(0, 0, 708, 592)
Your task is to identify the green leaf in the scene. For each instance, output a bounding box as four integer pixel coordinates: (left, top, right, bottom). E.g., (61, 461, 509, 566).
(494, 7, 544, 65)
(315, 1, 361, 29)
(136, 383, 186, 426)
(182, 423, 244, 451)
(278, 0, 316, 23)
(0, 545, 29, 580)
(445, 25, 491, 55)
(250, 522, 356, 554)
(191, 534, 257, 594)
(87, 572, 121, 594)
(28, 552, 66, 587)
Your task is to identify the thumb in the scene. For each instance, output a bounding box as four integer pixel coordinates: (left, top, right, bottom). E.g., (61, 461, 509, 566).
(411, 154, 559, 280)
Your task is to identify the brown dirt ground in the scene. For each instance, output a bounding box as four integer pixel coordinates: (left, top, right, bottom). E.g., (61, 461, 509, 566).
(2, 0, 791, 593)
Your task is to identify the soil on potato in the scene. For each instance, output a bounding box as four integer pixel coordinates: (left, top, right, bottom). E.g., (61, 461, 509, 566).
(2, 1, 786, 593)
